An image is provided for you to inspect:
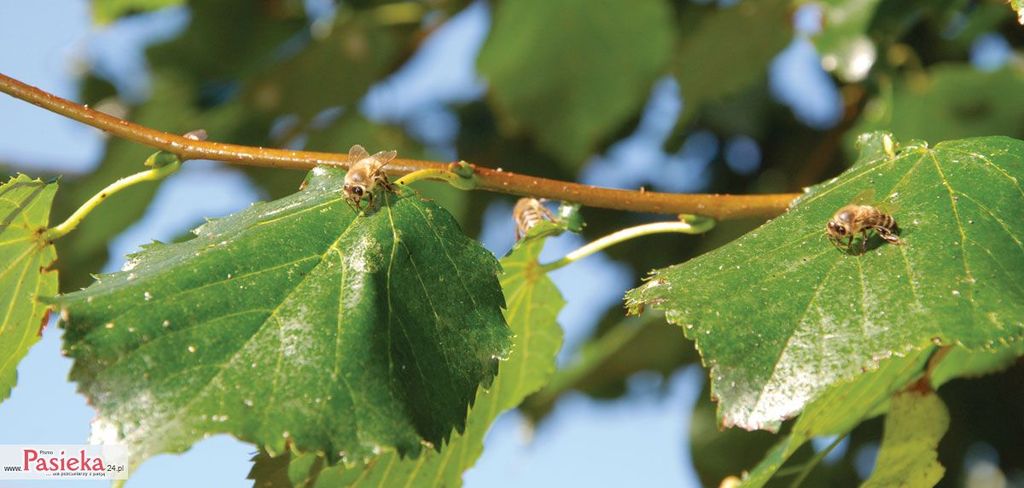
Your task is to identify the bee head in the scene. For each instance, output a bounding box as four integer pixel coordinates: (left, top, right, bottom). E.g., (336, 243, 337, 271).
(344, 184, 365, 200)
(826, 219, 848, 238)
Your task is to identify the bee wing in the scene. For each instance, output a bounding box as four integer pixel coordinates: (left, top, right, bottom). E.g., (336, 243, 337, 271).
(848, 188, 876, 205)
(372, 150, 398, 167)
(849, 188, 901, 213)
(349, 144, 370, 162)
(876, 192, 902, 214)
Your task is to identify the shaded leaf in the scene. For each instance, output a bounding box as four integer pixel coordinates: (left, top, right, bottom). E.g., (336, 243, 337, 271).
(195, 100, 293, 199)
(933, 360, 1024, 482)
(91, 0, 183, 24)
(146, 0, 306, 83)
(250, 449, 323, 488)
(931, 342, 1024, 387)
(523, 313, 695, 422)
(477, 0, 674, 166)
(809, 0, 883, 82)
(861, 390, 948, 488)
(56, 167, 511, 470)
(627, 134, 1024, 432)
(690, 380, 778, 487)
(250, 221, 566, 487)
(673, 0, 791, 128)
(849, 65, 1024, 157)
(245, 13, 409, 119)
(0, 175, 58, 402)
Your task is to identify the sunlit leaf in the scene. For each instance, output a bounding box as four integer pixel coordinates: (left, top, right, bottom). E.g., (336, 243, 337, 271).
(0, 175, 58, 402)
(739, 349, 932, 487)
(861, 390, 948, 488)
(477, 0, 674, 166)
(56, 167, 511, 470)
(627, 134, 1024, 431)
(739, 344, 1022, 486)
(250, 221, 566, 487)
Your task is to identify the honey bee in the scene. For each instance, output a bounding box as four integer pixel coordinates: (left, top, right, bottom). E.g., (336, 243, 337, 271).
(343, 144, 397, 211)
(826, 189, 902, 253)
(513, 197, 556, 240)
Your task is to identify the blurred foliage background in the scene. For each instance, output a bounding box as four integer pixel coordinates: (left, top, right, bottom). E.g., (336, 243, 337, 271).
(4, 0, 1024, 485)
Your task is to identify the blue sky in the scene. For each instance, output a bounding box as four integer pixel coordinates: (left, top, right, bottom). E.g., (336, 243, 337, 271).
(0, 1, 898, 487)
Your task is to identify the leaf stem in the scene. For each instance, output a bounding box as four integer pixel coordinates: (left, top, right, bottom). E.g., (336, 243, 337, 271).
(43, 160, 181, 241)
(541, 216, 715, 272)
(0, 72, 799, 220)
(395, 168, 451, 186)
(788, 433, 848, 488)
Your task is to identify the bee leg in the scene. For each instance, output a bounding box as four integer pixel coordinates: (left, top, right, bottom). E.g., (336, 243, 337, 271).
(828, 235, 844, 250)
(367, 191, 375, 210)
(876, 226, 902, 245)
(377, 174, 395, 193)
(860, 230, 870, 254)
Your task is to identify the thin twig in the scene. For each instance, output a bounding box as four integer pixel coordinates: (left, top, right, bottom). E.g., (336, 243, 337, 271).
(541, 217, 715, 271)
(43, 159, 181, 241)
(0, 72, 801, 219)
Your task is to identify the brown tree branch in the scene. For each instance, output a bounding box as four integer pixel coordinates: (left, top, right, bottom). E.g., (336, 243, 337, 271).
(0, 73, 800, 219)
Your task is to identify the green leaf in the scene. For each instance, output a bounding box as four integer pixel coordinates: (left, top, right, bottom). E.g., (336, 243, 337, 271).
(55, 72, 198, 291)
(850, 65, 1024, 156)
(931, 341, 1024, 388)
(250, 221, 566, 487)
(627, 134, 1024, 432)
(146, 0, 306, 83)
(690, 380, 778, 487)
(245, 13, 408, 119)
(477, 0, 674, 166)
(739, 343, 1022, 487)
(739, 349, 932, 487)
(56, 167, 511, 470)
(861, 390, 948, 488)
(303, 114, 471, 224)
(808, 0, 883, 82)
(0, 175, 58, 402)
(673, 0, 791, 127)
(91, 0, 183, 24)
(523, 314, 696, 421)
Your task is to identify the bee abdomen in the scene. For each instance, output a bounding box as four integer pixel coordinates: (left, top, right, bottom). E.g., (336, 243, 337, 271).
(879, 213, 896, 230)
(513, 198, 555, 239)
